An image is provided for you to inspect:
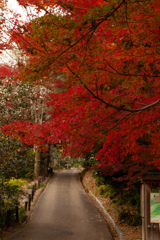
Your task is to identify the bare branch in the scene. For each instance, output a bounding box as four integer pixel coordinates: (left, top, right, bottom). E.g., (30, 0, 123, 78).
(103, 112, 132, 133)
(66, 64, 160, 114)
(99, 59, 160, 78)
(134, 99, 160, 112)
(44, 0, 126, 71)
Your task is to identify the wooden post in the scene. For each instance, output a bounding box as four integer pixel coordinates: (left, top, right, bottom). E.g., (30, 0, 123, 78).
(153, 223, 159, 240)
(38, 179, 40, 188)
(25, 201, 28, 211)
(34, 147, 41, 178)
(145, 183, 151, 240)
(28, 194, 31, 211)
(6, 210, 11, 228)
(141, 173, 160, 240)
(31, 189, 34, 201)
(141, 184, 145, 240)
(15, 206, 19, 223)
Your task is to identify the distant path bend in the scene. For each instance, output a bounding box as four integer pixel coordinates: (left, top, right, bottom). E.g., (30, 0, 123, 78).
(6, 169, 112, 240)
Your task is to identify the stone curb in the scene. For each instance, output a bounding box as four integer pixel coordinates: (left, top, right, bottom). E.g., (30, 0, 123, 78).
(80, 170, 124, 240)
(88, 190, 124, 240)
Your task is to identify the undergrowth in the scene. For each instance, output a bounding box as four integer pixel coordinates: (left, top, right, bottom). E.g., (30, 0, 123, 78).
(0, 178, 27, 229)
(92, 170, 142, 226)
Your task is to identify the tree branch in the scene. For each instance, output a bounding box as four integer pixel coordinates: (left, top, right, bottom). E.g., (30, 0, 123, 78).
(66, 64, 160, 113)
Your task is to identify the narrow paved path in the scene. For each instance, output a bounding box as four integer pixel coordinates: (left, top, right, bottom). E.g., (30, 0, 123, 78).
(6, 169, 112, 240)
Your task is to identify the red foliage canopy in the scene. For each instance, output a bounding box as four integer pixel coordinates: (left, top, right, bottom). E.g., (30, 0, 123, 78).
(1, 0, 160, 185)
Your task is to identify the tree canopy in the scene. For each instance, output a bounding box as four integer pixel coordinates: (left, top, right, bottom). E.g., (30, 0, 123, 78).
(0, 0, 160, 185)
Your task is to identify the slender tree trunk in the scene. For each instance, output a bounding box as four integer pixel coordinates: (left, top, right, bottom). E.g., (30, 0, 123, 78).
(44, 145, 51, 175)
(44, 158, 48, 176)
(34, 147, 41, 178)
(53, 159, 57, 169)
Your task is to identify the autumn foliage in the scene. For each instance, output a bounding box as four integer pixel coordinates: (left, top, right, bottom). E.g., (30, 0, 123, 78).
(0, 0, 160, 185)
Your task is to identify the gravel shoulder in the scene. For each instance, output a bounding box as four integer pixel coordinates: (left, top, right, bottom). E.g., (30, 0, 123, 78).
(82, 170, 142, 240)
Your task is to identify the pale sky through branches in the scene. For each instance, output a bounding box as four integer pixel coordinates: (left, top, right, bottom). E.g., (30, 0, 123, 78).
(0, 0, 44, 64)
(7, 0, 26, 15)
(0, 0, 26, 64)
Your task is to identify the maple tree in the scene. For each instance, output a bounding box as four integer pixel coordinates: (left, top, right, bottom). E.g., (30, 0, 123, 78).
(0, 0, 160, 184)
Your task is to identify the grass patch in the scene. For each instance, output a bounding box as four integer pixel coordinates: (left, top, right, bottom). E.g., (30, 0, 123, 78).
(27, 182, 44, 189)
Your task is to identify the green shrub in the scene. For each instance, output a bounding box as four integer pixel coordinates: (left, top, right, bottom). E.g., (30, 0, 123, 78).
(91, 169, 141, 226)
(36, 183, 45, 188)
(40, 183, 44, 188)
(60, 166, 64, 169)
(99, 185, 108, 197)
(118, 208, 142, 226)
(83, 155, 97, 168)
(93, 174, 106, 186)
(98, 184, 116, 198)
(5, 179, 27, 199)
(0, 178, 27, 229)
(73, 164, 81, 168)
(28, 182, 45, 190)
(24, 172, 34, 179)
(19, 207, 27, 222)
(4, 198, 19, 210)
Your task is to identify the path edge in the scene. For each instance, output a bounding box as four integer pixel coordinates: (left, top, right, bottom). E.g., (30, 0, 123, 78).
(80, 169, 124, 240)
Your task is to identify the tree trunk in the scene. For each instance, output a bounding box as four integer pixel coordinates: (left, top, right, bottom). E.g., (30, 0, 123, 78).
(34, 148, 41, 178)
(44, 145, 51, 176)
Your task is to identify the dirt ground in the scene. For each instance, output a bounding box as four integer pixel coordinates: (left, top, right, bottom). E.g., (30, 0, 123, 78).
(82, 170, 142, 240)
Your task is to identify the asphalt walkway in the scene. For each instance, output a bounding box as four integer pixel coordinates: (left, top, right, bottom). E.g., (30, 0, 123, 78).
(6, 169, 112, 240)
